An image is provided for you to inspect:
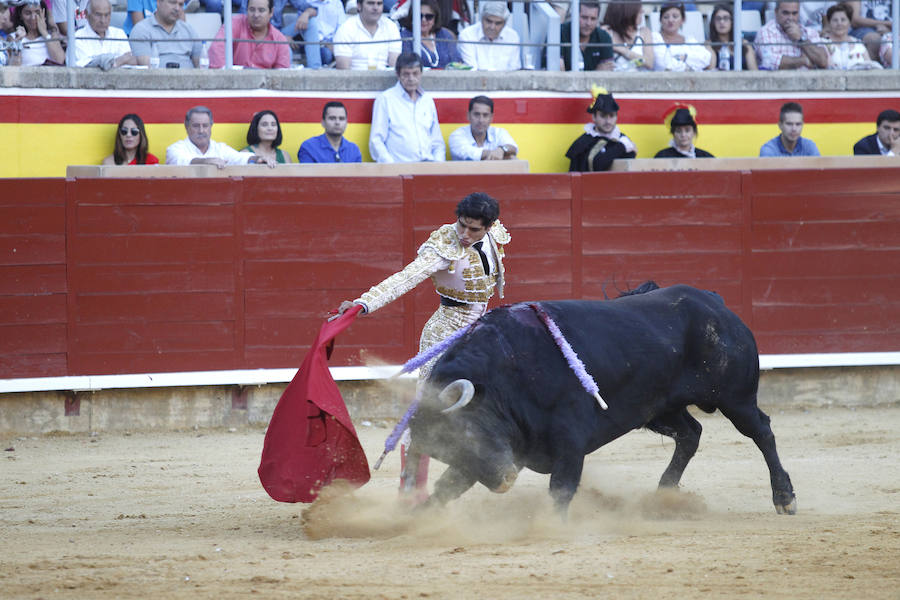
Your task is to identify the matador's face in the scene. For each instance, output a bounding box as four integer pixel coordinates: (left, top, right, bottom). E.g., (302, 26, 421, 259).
(455, 216, 487, 248)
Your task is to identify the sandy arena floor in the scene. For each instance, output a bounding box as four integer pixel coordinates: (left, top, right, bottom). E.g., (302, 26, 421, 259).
(2, 405, 899, 599)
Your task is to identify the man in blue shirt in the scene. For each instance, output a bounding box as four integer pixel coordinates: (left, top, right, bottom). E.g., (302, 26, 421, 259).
(298, 101, 363, 163)
(759, 101, 820, 157)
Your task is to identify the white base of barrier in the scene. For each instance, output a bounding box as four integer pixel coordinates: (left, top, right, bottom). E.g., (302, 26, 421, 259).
(1, 353, 898, 394)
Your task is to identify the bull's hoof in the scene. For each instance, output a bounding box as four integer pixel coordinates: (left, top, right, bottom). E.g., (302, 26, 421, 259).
(775, 497, 797, 515)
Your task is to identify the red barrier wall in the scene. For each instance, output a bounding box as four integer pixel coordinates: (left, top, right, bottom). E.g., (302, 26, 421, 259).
(1, 170, 898, 379)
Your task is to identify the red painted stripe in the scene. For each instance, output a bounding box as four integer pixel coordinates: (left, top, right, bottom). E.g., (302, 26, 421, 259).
(2, 94, 897, 125)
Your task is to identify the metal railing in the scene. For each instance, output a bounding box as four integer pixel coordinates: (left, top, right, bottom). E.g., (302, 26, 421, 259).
(53, 0, 900, 70)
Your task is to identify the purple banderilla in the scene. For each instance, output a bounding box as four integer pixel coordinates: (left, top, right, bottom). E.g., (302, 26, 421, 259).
(371, 323, 475, 470)
(528, 303, 608, 410)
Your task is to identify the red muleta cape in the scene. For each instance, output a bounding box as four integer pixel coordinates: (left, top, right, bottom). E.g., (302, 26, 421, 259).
(258, 305, 370, 502)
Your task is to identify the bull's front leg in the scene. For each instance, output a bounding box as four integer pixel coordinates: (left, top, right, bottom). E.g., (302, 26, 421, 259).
(548, 455, 585, 518)
(423, 466, 477, 509)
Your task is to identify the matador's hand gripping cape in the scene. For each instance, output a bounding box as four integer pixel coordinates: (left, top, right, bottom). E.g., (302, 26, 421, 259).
(258, 305, 370, 503)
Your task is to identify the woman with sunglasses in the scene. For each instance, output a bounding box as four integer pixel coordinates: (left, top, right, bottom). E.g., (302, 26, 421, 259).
(398, 0, 460, 69)
(102, 114, 159, 165)
(243, 110, 291, 164)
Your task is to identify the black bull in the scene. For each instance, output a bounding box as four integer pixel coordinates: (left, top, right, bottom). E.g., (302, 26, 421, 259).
(407, 284, 797, 515)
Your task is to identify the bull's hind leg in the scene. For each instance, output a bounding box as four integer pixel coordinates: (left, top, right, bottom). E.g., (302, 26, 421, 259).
(719, 403, 797, 515)
(646, 407, 702, 489)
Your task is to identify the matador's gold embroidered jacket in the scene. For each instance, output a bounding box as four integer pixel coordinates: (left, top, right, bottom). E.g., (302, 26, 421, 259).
(354, 220, 510, 314)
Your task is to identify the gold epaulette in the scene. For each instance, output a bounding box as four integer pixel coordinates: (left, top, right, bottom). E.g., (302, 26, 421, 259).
(419, 224, 466, 261)
(489, 220, 510, 245)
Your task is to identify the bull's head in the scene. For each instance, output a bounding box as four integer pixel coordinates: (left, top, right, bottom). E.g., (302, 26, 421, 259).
(411, 378, 518, 494)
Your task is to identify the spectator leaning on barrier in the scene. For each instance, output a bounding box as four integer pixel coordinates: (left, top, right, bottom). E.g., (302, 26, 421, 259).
(546, 0, 613, 71)
(298, 101, 364, 162)
(457, 1, 520, 70)
(369, 52, 445, 163)
(853, 109, 900, 155)
(243, 110, 293, 163)
(129, 0, 201, 68)
(208, 0, 291, 69)
(759, 102, 821, 157)
(166, 106, 277, 168)
(333, 0, 400, 69)
(449, 95, 518, 161)
(754, 0, 828, 70)
(75, 0, 137, 69)
(565, 86, 636, 172)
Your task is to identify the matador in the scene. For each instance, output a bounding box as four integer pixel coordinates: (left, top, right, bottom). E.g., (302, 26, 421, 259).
(335, 192, 510, 499)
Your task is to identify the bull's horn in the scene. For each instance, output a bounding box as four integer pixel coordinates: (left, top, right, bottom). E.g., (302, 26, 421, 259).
(439, 379, 475, 414)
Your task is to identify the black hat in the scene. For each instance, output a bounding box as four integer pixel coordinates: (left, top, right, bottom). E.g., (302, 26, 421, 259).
(587, 86, 619, 114)
(670, 108, 696, 129)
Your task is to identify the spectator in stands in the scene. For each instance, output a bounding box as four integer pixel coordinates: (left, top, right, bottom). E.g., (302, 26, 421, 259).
(75, 0, 137, 69)
(369, 52, 445, 163)
(847, 0, 891, 60)
(754, 0, 827, 70)
(333, 0, 400, 69)
(654, 106, 714, 159)
(208, 0, 290, 68)
(546, 0, 613, 71)
(706, 3, 758, 70)
(651, 1, 712, 71)
(51, 0, 89, 35)
(123, 0, 155, 35)
(12, 0, 65, 65)
(823, 2, 882, 68)
(759, 102, 821, 157)
(399, 0, 460, 68)
(798, 1, 831, 34)
(566, 87, 636, 172)
(853, 109, 900, 155)
(0, 1, 19, 66)
(129, 0, 201, 68)
(458, 1, 521, 70)
(167, 106, 277, 167)
(298, 101, 363, 162)
(449, 95, 518, 161)
(601, 0, 653, 70)
(102, 114, 160, 165)
(280, 0, 344, 69)
(243, 110, 293, 163)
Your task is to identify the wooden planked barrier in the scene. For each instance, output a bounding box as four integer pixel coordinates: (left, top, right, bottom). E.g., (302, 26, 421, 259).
(1, 168, 898, 379)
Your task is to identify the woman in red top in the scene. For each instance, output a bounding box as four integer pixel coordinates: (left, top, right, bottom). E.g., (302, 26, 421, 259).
(102, 114, 159, 165)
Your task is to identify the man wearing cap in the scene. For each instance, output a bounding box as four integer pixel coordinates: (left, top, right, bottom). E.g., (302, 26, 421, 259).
(457, 0, 521, 70)
(653, 107, 714, 159)
(565, 87, 636, 172)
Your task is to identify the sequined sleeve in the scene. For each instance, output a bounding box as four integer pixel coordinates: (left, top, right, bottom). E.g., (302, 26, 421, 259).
(354, 248, 450, 314)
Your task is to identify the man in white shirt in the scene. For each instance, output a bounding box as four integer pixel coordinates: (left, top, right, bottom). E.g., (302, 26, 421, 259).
(333, 0, 400, 69)
(449, 95, 518, 161)
(75, 0, 136, 68)
(166, 106, 277, 168)
(369, 52, 445, 163)
(458, 1, 521, 70)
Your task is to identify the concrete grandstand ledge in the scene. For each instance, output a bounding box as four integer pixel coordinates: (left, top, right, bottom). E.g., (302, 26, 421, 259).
(2, 66, 900, 93)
